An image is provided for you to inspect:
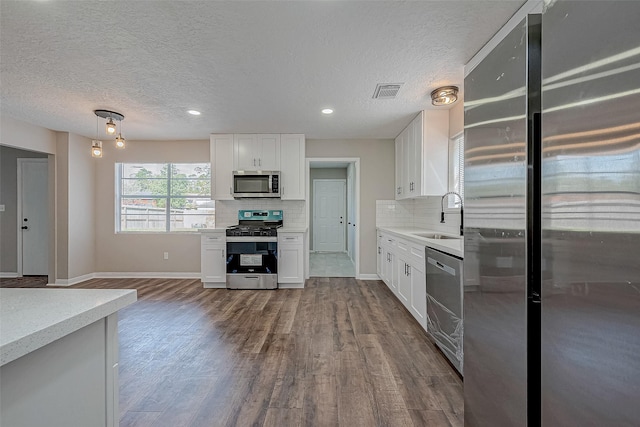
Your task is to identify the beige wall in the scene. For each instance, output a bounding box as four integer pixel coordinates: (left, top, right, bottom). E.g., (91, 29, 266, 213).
(309, 168, 348, 249)
(94, 139, 209, 273)
(0, 116, 57, 154)
(54, 132, 96, 280)
(306, 139, 395, 275)
(67, 133, 96, 278)
(449, 101, 464, 137)
(0, 146, 48, 273)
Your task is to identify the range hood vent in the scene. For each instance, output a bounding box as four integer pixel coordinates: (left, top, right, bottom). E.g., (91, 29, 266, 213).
(372, 83, 403, 99)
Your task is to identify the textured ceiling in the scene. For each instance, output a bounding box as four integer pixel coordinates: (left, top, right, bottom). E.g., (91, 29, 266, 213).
(0, 1, 524, 140)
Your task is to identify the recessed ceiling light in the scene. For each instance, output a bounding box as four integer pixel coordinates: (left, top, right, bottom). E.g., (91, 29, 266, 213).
(187, 110, 201, 116)
(322, 108, 334, 114)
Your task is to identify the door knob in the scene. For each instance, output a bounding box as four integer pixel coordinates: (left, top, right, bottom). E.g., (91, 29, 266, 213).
(21, 226, 28, 230)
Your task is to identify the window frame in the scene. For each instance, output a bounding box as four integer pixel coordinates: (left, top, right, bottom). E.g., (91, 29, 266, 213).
(115, 162, 213, 233)
(448, 132, 464, 208)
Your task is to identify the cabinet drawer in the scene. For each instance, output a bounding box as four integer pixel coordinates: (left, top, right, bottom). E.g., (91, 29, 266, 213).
(202, 234, 225, 244)
(278, 234, 303, 245)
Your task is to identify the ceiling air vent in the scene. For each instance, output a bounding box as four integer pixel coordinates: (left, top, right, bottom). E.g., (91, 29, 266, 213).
(372, 83, 403, 99)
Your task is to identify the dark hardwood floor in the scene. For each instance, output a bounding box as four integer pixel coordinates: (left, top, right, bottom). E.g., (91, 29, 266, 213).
(6, 277, 463, 426)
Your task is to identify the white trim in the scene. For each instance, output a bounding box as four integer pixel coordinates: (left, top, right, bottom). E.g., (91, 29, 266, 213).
(94, 272, 201, 279)
(278, 283, 305, 289)
(203, 283, 226, 289)
(53, 273, 96, 286)
(357, 274, 380, 281)
(306, 157, 361, 279)
(464, 0, 543, 77)
(0, 272, 19, 278)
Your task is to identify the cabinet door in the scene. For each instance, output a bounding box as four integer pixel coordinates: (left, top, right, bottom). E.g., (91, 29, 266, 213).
(397, 258, 410, 306)
(410, 113, 423, 196)
(278, 246, 304, 283)
(387, 249, 398, 294)
(280, 134, 305, 200)
(404, 123, 414, 196)
(377, 239, 383, 278)
(395, 132, 404, 200)
(410, 265, 427, 330)
(201, 245, 226, 284)
(256, 134, 280, 170)
(421, 110, 449, 196)
(234, 134, 258, 170)
(211, 134, 234, 200)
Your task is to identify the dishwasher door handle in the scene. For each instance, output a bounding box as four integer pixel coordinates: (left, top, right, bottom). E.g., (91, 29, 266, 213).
(427, 257, 457, 276)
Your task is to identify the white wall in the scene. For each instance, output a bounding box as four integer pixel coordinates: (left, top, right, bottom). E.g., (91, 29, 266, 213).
(306, 139, 395, 275)
(94, 139, 209, 274)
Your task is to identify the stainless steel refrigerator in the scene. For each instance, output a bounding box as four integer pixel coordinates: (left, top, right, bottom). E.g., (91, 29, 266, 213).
(463, 1, 640, 426)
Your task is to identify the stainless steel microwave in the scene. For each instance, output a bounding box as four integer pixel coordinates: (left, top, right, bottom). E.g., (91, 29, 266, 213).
(232, 171, 280, 198)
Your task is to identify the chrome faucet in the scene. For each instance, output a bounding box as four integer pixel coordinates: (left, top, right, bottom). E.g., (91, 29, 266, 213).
(440, 191, 464, 236)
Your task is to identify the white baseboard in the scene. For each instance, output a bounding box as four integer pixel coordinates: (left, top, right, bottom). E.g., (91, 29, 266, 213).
(357, 274, 381, 281)
(53, 273, 96, 286)
(278, 283, 305, 289)
(94, 272, 201, 279)
(0, 272, 19, 278)
(203, 283, 225, 289)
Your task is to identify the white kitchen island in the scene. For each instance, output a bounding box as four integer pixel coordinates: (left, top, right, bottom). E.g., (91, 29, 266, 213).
(0, 288, 137, 427)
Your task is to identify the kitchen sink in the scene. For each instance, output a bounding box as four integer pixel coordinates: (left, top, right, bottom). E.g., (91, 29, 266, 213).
(411, 233, 461, 240)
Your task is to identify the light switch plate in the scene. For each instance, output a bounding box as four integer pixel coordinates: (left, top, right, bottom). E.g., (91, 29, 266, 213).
(0, 204, 5, 212)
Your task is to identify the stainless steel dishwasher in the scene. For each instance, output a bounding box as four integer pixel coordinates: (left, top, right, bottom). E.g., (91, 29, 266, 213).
(426, 247, 464, 374)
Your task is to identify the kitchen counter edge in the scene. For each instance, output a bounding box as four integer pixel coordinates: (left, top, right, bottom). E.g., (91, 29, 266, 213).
(0, 289, 137, 366)
(377, 227, 464, 258)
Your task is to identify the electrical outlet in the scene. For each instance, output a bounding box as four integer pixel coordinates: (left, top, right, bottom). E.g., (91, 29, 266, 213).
(0, 204, 5, 212)
(163, 252, 169, 260)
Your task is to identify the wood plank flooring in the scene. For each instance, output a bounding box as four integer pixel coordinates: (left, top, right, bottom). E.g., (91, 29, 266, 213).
(8, 277, 463, 426)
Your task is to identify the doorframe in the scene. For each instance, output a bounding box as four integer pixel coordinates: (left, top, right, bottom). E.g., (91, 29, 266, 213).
(16, 158, 49, 277)
(306, 157, 360, 279)
(312, 178, 347, 252)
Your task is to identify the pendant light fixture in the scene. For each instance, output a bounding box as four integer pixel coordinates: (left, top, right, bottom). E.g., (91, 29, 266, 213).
(431, 86, 459, 106)
(93, 109, 126, 155)
(91, 140, 103, 158)
(105, 118, 117, 134)
(115, 118, 126, 149)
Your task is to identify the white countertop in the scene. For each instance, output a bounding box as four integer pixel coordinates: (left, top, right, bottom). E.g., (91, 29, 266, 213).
(0, 288, 137, 366)
(377, 227, 464, 258)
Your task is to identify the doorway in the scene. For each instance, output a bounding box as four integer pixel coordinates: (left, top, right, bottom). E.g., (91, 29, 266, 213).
(307, 159, 359, 278)
(313, 179, 346, 252)
(17, 158, 49, 276)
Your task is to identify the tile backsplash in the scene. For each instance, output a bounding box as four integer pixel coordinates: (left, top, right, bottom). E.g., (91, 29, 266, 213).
(376, 197, 462, 235)
(216, 200, 306, 228)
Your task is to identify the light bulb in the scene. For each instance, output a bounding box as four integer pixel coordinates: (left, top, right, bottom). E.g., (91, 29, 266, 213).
(91, 140, 103, 158)
(115, 134, 125, 149)
(106, 118, 116, 134)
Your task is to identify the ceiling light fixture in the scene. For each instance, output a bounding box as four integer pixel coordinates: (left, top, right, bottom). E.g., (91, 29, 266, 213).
(105, 117, 117, 134)
(91, 140, 103, 158)
(322, 108, 334, 114)
(94, 109, 126, 155)
(187, 110, 201, 116)
(431, 86, 459, 106)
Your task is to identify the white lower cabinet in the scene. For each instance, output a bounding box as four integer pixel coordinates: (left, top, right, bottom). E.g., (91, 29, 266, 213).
(278, 232, 304, 285)
(201, 231, 226, 288)
(377, 229, 428, 331)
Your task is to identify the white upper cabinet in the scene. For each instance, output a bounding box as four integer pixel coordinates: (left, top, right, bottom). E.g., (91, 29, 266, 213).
(210, 134, 234, 200)
(212, 133, 304, 200)
(395, 110, 449, 199)
(279, 134, 305, 200)
(233, 134, 281, 171)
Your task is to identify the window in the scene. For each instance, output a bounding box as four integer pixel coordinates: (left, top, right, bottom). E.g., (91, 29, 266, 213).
(116, 163, 214, 232)
(448, 133, 464, 208)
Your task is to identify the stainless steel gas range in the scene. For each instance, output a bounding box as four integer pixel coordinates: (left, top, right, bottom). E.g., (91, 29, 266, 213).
(225, 210, 282, 289)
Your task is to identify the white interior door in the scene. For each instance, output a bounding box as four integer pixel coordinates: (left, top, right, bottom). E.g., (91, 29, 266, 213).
(313, 179, 346, 252)
(19, 159, 49, 276)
